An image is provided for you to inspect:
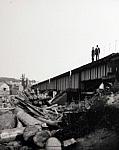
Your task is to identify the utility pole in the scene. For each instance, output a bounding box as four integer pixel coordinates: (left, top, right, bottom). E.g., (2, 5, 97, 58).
(21, 74, 26, 90)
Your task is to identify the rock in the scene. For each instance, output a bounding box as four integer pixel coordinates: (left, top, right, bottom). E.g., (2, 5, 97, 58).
(45, 137, 62, 150)
(33, 130, 51, 148)
(0, 111, 17, 130)
(23, 125, 41, 142)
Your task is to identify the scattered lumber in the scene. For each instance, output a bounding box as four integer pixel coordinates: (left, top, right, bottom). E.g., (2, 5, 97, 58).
(51, 92, 67, 105)
(37, 116, 61, 127)
(15, 96, 62, 127)
(2, 87, 119, 149)
(0, 127, 25, 143)
(16, 107, 42, 127)
(15, 96, 44, 116)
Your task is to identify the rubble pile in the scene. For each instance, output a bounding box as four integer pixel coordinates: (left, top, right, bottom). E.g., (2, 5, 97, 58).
(0, 88, 119, 149)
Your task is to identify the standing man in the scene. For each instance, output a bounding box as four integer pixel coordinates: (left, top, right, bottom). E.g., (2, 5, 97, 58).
(95, 45, 100, 61)
(92, 47, 95, 62)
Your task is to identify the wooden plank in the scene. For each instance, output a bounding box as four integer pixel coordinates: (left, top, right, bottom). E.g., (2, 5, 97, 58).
(0, 127, 25, 143)
(16, 108, 42, 126)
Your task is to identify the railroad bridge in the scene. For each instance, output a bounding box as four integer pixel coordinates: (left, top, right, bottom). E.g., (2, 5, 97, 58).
(32, 53, 119, 97)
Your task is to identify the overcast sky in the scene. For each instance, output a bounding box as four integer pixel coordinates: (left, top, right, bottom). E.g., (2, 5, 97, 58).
(0, 0, 119, 81)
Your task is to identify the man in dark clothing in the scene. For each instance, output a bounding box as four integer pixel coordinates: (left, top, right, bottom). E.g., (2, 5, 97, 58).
(95, 45, 100, 61)
(91, 47, 95, 62)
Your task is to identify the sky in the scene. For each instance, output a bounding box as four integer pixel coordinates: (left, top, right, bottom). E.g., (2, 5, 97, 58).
(0, 0, 119, 82)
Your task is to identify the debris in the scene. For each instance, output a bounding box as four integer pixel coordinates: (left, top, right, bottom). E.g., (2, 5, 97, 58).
(0, 127, 25, 143)
(0, 110, 17, 130)
(51, 92, 67, 105)
(16, 108, 42, 127)
(33, 130, 51, 148)
(45, 137, 62, 150)
(63, 138, 76, 147)
(37, 116, 61, 127)
(23, 125, 40, 142)
(1, 84, 119, 149)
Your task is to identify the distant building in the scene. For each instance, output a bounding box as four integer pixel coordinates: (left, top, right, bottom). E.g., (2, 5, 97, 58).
(10, 83, 23, 95)
(0, 82, 10, 96)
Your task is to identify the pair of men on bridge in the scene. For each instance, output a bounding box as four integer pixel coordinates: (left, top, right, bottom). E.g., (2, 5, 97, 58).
(92, 45, 100, 62)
